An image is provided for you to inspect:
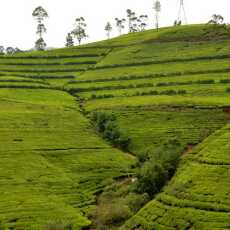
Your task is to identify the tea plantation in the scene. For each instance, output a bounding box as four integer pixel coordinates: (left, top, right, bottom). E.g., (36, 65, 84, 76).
(1, 24, 230, 229)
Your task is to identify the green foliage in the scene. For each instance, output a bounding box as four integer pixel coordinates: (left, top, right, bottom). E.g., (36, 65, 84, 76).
(99, 203, 132, 226)
(0, 221, 5, 230)
(42, 221, 73, 230)
(121, 125, 230, 230)
(137, 161, 167, 196)
(135, 139, 181, 197)
(89, 178, 149, 229)
(125, 193, 150, 213)
(72, 17, 87, 45)
(91, 112, 130, 151)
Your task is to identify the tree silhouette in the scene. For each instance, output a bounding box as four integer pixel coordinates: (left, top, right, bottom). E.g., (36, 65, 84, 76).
(72, 17, 88, 45)
(66, 33, 74, 47)
(32, 6, 48, 50)
(138, 15, 148, 31)
(127, 9, 137, 32)
(35, 38, 46, 51)
(208, 14, 224, 25)
(6, 47, 15, 55)
(105, 22, 113, 39)
(0, 46, 4, 55)
(153, 0, 161, 31)
(115, 18, 126, 35)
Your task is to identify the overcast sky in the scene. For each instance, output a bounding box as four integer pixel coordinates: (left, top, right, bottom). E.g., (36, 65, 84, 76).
(0, 0, 229, 49)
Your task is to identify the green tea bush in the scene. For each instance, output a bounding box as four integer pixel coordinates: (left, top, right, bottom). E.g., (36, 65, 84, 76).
(42, 220, 73, 230)
(136, 90, 187, 97)
(90, 94, 114, 99)
(0, 222, 5, 230)
(178, 90, 187, 94)
(196, 79, 215, 84)
(220, 79, 230, 83)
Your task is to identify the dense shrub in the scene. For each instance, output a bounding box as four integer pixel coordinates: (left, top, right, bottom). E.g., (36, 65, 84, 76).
(136, 161, 168, 197)
(89, 179, 149, 229)
(98, 202, 132, 225)
(125, 193, 150, 213)
(136, 150, 150, 164)
(135, 139, 181, 197)
(91, 112, 130, 151)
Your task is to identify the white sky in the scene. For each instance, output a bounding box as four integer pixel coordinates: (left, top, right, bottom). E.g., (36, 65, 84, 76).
(0, 0, 230, 50)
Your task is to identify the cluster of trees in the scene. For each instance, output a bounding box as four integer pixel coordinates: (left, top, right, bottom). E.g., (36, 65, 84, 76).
(65, 1, 162, 47)
(10, 1, 226, 52)
(90, 110, 182, 199)
(105, 6, 156, 39)
(111, 10, 148, 37)
(66, 17, 88, 47)
(91, 112, 130, 151)
(30, 1, 178, 50)
(208, 14, 225, 25)
(0, 46, 22, 55)
(28, 4, 229, 51)
(65, 8, 149, 48)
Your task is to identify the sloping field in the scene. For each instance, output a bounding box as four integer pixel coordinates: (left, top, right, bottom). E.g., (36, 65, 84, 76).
(120, 125, 230, 230)
(1, 24, 230, 229)
(0, 89, 134, 229)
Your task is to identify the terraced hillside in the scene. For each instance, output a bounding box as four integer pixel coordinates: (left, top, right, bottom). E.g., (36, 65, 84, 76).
(1, 24, 230, 229)
(0, 46, 135, 229)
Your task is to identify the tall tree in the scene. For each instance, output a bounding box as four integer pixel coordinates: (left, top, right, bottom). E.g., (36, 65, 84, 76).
(32, 6, 48, 24)
(115, 18, 126, 35)
(153, 0, 161, 31)
(14, 48, 22, 54)
(66, 33, 74, 47)
(32, 6, 48, 50)
(0, 46, 4, 55)
(36, 23, 47, 38)
(35, 38, 46, 51)
(127, 9, 137, 32)
(6, 47, 15, 55)
(138, 15, 148, 31)
(72, 17, 87, 45)
(105, 22, 112, 39)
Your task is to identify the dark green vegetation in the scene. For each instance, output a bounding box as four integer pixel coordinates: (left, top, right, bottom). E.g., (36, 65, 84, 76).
(2, 24, 230, 229)
(91, 112, 130, 151)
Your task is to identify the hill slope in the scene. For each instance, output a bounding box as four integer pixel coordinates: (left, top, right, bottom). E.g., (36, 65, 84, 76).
(0, 89, 134, 229)
(121, 125, 230, 229)
(1, 24, 230, 229)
